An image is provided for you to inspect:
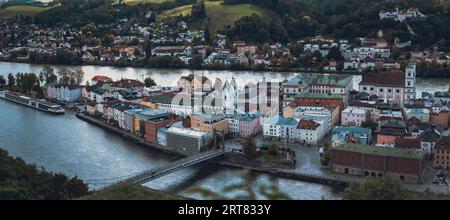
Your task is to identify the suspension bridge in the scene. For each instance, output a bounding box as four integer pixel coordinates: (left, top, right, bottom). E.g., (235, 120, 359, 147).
(86, 149, 225, 191)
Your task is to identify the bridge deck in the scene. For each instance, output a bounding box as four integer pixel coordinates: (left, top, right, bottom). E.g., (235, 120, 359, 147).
(94, 149, 224, 191)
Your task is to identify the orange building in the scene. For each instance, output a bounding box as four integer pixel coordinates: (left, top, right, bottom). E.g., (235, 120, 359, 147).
(191, 114, 228, 134)
(433, 137, 450, 170)
(431, 110, 449, 129)
(295, 93, 344, 114)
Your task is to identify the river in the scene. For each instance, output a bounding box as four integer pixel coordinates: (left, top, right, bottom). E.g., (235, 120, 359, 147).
(1, 62, 449, 97)
(0, 62, 344, 199)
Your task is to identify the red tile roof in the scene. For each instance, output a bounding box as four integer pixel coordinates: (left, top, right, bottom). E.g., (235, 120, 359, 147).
(298, 119, 321, 130)
(435, 137, 450, 150)
(395, 137, 421, 149)
(92, 75, 112, 82)
(360, 71, 405, 87)
(112, 79, 144, 88)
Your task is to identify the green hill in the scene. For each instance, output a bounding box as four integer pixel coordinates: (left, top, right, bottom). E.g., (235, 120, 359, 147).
(123, 0, 175, 5)
(0, 5, 51, 18)
(158, 0, 280, 32)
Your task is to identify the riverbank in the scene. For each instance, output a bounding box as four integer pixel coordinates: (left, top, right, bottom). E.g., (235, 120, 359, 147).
(4, 58, 362, 76)
(76, 113, 188, 157)
(75, 113, 450, 196)
(76, 113, 350, 189)
(2, 61, 450, 100)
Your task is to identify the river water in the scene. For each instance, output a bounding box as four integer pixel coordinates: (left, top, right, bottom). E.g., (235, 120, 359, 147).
(0, 62, 347, 199)
(1, 62, 449, 97)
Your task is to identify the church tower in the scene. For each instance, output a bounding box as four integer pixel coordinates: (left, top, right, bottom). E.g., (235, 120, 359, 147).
(404, 62, 416, 101)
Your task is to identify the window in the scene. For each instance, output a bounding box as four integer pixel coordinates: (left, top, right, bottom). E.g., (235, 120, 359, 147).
(379, 89, 384, 92)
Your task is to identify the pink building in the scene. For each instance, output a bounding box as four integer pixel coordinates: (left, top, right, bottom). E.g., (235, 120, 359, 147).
(239, 114, 262, 137)
(341, 107, 368, 127)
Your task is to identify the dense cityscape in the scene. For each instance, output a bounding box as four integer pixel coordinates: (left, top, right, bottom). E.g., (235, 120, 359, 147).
(1, 0, 450, 202)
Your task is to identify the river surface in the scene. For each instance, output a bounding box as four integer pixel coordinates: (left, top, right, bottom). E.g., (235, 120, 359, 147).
(0, 62, 342, 199)
(1, 62, 449, 97)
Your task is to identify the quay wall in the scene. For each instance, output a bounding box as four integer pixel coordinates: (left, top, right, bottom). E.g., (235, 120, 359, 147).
(75, 113, 188, 156)
(76, 113, 351, 188)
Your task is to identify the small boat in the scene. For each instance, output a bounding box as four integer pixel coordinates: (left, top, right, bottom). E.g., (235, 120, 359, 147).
(0, 90, 65, 114)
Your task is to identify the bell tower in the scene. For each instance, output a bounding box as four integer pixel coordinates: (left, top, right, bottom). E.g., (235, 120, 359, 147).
(405, 62, 416, 101)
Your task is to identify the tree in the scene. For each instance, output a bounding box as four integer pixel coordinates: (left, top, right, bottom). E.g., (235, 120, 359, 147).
(242, 137, 258, 161)
(143, 40, 152, 57)
(268, 143, 279, 156)
(73, 68, 85, 85)
(133, 48, 142, 57)
(0, 75, 6, 87)
(144, 77, 156, 87)
(7, 73, 15, 88)
(40, 65, 57, 84)
(361, 115, 377, 132)
(342, 176, 406, 200)
(102, 34, 114, 46)
(203, 23, 211, 43)
(22, 73, 38, 94)
(47, 73, 58, 84)
(57, 67, 72, 85)
(0, 149, 88, 200)
(327, 46, 342, 60)
(191, 0, 206, 20)
(190, 54, 204, 69)
(15, 73, 23, 90)
(188, 170, 291, 200)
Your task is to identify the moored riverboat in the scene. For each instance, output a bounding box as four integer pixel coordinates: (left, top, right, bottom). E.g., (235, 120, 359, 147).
(0, 90, 65, 114)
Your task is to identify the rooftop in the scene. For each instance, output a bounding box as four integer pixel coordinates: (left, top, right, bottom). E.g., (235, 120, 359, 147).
(406, 108, 430, 114)
(298, 119, 321, 130)
(264, 115, 298, 126)
(419, 129, 441, 142)
(295, 92, 341, 100)
(360, 71, 405, 87)
(334, 143, 424, 160)
(167, 127, 208, 138)
(395, 137, 421, 149)
(92, 75, 112, 82)
(192, 114, 223, 121)
(284, 74, 310, 87)
(436, 137, 450, 150)
(303, 73, 353, 87)
(343, 107, 367, 114)
(333, 126, 372, 135)
(127, 108, 168, 120)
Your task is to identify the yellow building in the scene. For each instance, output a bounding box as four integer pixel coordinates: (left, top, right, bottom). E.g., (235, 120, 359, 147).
(191, 114, 229, 134)
(283, 103, 295, 119)
(283, 103, 340, 125)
